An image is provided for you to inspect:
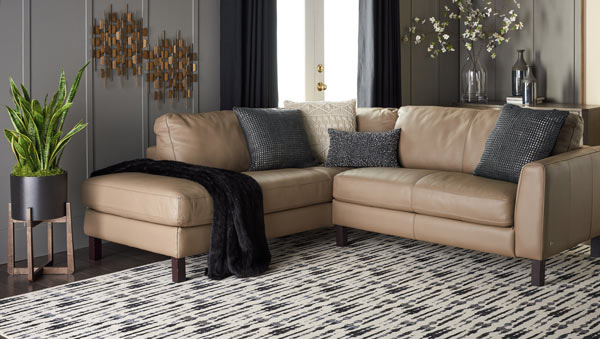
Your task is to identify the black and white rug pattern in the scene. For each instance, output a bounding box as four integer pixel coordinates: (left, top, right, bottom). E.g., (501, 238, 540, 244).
(1, 228, 599, 338)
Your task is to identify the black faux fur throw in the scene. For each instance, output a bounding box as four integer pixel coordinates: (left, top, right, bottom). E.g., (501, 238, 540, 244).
(91, 159, 271, 280)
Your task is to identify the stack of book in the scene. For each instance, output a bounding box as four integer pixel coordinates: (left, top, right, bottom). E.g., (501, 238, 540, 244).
(506, 96, 545, 105)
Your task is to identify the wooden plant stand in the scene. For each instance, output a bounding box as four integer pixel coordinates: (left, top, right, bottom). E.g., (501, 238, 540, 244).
(7, 202, 75, 282)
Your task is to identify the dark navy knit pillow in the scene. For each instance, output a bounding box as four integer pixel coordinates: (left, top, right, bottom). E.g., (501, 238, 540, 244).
(233, 107, 317, 171)
(323, 128, 401, 168)
(474, 104, 568, 183)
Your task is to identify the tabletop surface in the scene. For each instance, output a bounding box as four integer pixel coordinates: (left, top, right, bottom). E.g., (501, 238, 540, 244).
(456, 101, 600, 111)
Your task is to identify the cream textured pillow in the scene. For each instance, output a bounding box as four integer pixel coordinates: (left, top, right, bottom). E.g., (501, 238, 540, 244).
(284, 100, 357, 162)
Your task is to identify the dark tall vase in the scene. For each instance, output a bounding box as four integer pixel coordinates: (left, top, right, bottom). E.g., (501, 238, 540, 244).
(522, 65, 538, 106)
(512, 49, 527, 96)
(10, 173, 68, 221)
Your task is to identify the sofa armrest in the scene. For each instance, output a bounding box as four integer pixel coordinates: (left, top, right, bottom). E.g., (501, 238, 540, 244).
(514, 146, 600, 260)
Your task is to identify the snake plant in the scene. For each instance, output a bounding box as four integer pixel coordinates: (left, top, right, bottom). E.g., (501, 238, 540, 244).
(5, 62, 89, 177)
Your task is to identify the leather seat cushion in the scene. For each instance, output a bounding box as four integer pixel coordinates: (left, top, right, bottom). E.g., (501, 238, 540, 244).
(333, 168, 435, 212)
(412, 172, 517, 227)
(81, 167, 344, 227)
(334, 168, 517, 227)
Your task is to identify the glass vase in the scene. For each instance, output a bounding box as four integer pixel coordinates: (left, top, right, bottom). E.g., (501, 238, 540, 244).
(461, 57, 488, 104)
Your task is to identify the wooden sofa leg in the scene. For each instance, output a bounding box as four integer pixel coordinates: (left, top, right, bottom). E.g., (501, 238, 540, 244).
(171, 258, 186, 283)
(592, 236, 600, 258)
(89, 237, 102, 261)
(335, 225, 348, 247)
(531, 260, 546, 287)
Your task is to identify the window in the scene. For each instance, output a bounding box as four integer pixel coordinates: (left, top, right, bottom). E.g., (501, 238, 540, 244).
(277, 0, 359, 105)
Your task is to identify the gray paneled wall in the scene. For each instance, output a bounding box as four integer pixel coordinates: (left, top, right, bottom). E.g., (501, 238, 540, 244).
(460, 0, 582, 103)
(400, 0, 460, 106)
(401, 0, 582, 105)
(0, 0, 220, 265)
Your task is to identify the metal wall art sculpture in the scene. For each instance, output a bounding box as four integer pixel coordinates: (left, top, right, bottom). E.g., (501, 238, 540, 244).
(91, 4, 198, 103)
(146, 30, 198, 101)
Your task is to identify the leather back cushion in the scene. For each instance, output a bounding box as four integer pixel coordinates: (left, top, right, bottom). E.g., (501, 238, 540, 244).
(552, 112, 584, 155)
(395, 106, 583, 173)
(356, 107, 398, 132)
(151, 107, 582, 174)
(154, 111, 251, 172)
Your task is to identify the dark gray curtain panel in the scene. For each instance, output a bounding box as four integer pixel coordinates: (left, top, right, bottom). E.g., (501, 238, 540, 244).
(221, 0, 278, 109)
(358, 0, 402, 108)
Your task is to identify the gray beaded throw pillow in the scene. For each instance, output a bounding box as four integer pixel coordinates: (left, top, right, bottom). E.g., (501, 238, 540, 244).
(474, 104, 568, 183)
(323, 128, 401, 168)
(233, 107, 318, 171)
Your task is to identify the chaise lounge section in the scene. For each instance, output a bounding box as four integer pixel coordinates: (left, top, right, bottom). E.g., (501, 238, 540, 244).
(81, 106, 600, 285)
(82, 110, 343, 282)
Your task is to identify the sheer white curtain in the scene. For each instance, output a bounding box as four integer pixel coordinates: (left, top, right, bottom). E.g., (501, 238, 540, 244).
(277, 0, 306, 106)
(323, 0, 358, 102)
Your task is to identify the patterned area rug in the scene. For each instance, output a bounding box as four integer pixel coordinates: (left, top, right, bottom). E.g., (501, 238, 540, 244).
(0, 228, 599, 338)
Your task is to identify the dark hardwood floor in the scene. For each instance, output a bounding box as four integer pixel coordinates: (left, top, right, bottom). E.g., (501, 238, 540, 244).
(0, 243, 168, 299)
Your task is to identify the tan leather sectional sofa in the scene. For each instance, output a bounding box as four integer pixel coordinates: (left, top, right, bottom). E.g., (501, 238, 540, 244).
(81, 106, 600, 286)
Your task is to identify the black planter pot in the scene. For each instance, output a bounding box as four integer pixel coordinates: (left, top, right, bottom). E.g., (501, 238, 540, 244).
(10, 173, 67, 221)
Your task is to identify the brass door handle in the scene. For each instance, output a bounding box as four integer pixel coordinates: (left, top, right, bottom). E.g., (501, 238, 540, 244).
(317, 82, 327, 91)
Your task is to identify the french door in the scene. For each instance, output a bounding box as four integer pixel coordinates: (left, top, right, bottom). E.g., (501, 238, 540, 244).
(277, 0, 359, 106)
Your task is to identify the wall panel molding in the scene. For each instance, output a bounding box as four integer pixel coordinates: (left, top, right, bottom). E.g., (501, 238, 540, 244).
(0, 0, 25, 264)
(142, 0, 149, 155)
(85, 0, 94, 176)
(400, 0, 460, 106)
(193, 0, 200, 113)
(22, 0, 31, 90)
(575, 0, 583, 104)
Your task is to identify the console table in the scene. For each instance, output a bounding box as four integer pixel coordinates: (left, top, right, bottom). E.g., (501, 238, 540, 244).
(456, 102, 600, 146)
